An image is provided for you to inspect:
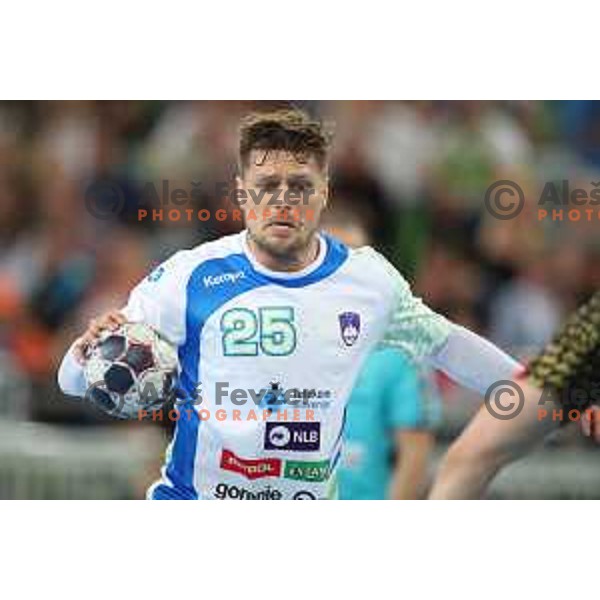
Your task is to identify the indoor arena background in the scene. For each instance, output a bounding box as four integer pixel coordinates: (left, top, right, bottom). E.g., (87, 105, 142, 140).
(0, 100, 599, 499)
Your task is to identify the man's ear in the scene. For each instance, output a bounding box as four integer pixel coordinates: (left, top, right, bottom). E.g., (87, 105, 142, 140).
(235, 174, 244, 191)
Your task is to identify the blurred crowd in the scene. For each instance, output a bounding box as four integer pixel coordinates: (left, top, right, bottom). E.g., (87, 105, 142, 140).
(1, 100, 599, 435)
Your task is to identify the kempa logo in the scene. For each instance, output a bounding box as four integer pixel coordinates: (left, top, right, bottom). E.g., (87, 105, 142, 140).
(203, 271, 246, 288)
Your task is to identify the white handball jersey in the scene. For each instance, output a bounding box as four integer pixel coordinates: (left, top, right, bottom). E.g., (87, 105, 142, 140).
(123, 231, 453, 500)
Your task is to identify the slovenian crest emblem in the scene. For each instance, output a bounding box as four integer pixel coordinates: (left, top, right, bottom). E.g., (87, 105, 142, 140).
(338, 312, 361, 347)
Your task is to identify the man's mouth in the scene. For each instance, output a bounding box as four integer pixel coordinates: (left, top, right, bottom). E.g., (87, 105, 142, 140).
(266, 220, 299, 230)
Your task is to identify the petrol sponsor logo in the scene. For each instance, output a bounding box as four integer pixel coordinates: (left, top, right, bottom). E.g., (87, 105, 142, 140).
(220, 449, 282, 480)
(284, 459, 330, 482)
(264, 422, 320, 452)
(213, 482, 283, 500)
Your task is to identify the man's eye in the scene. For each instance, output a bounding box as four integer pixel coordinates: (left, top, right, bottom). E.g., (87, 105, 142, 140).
(289, 182, 310, 192)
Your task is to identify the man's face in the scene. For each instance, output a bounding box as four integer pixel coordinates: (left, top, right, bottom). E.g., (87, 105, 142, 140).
(237, 149, 328, 260)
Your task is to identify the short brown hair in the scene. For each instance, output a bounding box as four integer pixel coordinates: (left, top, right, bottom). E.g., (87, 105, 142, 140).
(238, 108, 330, 172)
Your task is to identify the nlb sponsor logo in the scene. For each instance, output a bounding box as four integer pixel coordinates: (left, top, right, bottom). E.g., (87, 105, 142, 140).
(203, 271, 245, 288)
(220, 449, 281, 480)
(264, 422, 320, 452)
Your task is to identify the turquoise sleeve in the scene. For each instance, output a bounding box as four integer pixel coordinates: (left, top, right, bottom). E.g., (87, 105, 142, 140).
(379, 348, 431, 430)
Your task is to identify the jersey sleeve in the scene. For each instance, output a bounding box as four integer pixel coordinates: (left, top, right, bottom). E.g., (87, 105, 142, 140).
(373, 251, 455, 361)
(121, 251, 189, 347)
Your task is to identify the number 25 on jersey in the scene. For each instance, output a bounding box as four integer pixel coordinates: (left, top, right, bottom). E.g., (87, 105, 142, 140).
(221, 306, 297, 357)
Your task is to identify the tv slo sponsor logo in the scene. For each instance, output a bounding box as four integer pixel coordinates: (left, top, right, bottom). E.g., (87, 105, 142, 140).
(264, 422, 320, 451)
(284, 459, 329, 482)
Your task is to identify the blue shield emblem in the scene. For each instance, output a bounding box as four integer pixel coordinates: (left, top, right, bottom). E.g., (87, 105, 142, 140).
(338, 312, 361, 347)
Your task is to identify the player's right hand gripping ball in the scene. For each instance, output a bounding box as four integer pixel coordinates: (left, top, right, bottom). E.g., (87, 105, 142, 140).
(83, 322, 178, 418)
(528, 290, 600, 410)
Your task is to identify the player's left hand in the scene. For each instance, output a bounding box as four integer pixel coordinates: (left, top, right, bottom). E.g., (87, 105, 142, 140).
(581, 405, 600, 443)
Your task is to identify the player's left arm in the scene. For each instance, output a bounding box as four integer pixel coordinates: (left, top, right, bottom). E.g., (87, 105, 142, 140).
(377, 256, 524, 396)
(383, 268, 599, 442)
(382, 292, 551, 499)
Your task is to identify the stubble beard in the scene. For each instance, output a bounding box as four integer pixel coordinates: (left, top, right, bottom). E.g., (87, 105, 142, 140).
(247, 224, 319, 270)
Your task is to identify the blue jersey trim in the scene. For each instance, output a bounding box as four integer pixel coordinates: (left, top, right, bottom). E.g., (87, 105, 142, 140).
(151, 401, 200, 500)
(252, 234, 349, 288)
(163, 254, 268, 499)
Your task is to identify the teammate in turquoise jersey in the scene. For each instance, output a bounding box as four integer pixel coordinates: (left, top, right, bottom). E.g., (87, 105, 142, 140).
(57, 108, 598, 500)
(339, 348, 439, 499)
(325, 212, 440, 500)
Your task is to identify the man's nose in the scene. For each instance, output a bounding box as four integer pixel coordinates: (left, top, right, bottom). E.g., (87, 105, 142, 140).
(266, 184, 287, 205)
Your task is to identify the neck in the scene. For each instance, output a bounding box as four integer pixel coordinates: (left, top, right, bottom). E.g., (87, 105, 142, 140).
(246, 233, 320, 273)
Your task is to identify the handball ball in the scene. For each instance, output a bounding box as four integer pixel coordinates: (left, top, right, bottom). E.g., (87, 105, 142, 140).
(83, 322, 178, 419)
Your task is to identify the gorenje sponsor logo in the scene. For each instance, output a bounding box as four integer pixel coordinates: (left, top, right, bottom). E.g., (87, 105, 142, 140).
(220, 449, 282, 480)
(284, 459, 329, 482)
(213, 482, 282, 500)
(203, 271, 245, 288)
(264, 422, 320, 451)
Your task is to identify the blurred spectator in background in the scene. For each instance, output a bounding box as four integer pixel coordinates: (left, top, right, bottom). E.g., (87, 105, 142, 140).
(488, 249, 562, 360)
